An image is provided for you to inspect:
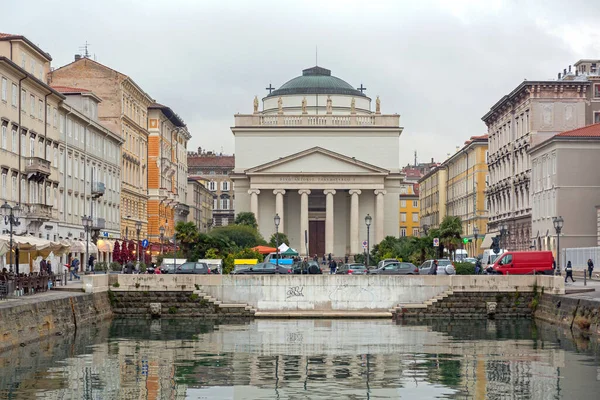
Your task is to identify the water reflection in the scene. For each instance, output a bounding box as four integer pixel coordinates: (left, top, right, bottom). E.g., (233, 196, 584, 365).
(0, 318, 599, 399)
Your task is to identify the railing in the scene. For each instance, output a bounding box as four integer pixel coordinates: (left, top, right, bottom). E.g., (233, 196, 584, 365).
(25, 157, 51, 176)
(92, 182, 106, 196)
(237, 113, 400, 127)
(28, 203, 52, 220)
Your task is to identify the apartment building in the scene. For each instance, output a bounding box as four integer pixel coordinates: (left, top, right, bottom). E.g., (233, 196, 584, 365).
(187, 148, 235, 226)
(419, 167, 447, 231)
(49, 57, 153, 240)
(482, 62, 595, 250)
(0, 33, 64, 240)
(399, 184, 420, 237)
(147, 103, 190, 241)
(54, 87, 123, 245)
(187, 177, 213, 233)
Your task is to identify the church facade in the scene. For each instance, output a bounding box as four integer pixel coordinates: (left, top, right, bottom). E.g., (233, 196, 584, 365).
(231, 66, 403, 257)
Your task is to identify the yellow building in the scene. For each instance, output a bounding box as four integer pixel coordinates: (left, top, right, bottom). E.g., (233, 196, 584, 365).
(419, 135, 489, 256)
(399, 184, 420, 236)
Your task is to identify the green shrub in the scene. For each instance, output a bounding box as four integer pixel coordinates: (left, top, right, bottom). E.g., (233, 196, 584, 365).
(95, 262, 108, 272)
(138, 262, 147, 273)
(168, 306, 178, 314)
(112, 282, 120, 288)
(110, 262, 122, 272)
(194, 284, 200, 290)
(135, 282, 140, 288)
(454, 262, 475, 275)
(189, 293, 199, 301)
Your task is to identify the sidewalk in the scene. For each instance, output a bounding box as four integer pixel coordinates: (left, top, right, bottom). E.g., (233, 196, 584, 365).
(562, 275, 600, 299)
(0, 290, 86, 310)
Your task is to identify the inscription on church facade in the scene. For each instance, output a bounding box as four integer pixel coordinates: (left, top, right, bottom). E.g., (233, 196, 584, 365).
(278, 176, 356, 183)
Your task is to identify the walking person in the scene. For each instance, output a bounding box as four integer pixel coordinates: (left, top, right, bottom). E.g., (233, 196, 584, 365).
(565, 261, 575, 283)
(88, 255, 96, 273)
(40, 258, 47, 275)
(475, 258, 482, 275)
(329, 258, 337, 274)
(587, 259, 594, 279)
(429, 260, 438, 275)
(69, 257, 80, 281)
(46, 260, 52, 275)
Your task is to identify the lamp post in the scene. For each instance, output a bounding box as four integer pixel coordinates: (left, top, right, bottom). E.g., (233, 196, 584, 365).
(423, 224, 429, 237)
(82, 215, 93, 272)
(553, 216, 564, 276)
(473, 226, 480, 257)
(1, 202, 21, 274)
(274, 213, 281, 267)
(135, 221, 142, 266)
(159, 226, 165, 255)
(365, 214, 372, 267)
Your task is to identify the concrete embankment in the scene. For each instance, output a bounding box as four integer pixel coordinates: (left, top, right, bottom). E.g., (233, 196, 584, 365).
(535, 293, 600, 336)
(0, 292, 112, 353)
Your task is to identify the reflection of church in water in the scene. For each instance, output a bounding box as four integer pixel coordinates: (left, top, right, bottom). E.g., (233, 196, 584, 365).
(232, 66, 404, 257)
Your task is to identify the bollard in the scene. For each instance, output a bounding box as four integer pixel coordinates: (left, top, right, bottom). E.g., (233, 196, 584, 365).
(584, 269, 587, 286)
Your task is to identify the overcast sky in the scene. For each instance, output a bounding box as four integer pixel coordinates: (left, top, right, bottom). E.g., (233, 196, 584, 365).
(4, 0, 600, 166)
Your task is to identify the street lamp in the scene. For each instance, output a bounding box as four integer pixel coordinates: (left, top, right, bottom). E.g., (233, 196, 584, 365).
(499, 223, 509, 251)
(1, 202, 21, 274)
(159, 226, 165, 255)
(423, 224, 430, 237)
(365, 214, 372, 267)
(473, 226, 480, 256)
(553, 216, 564, 276)
(274, 213, 281, 267)
(82, 215, 93, 272)
(135, 220, 142, 265)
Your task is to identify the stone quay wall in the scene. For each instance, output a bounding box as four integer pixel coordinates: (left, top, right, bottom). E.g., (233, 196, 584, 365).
(110, 291, 255, 318)
(0, 293, 112, 353)
(395, 292, 535, 319)
(88, 274, 564, 312)
(535, 293, 600, 336)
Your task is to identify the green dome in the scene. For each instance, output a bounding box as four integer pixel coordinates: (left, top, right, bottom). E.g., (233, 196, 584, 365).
(267, 66, 366, 98)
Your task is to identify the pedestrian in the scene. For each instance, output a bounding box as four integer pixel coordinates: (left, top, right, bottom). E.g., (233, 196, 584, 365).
(344, 255, 349, 264)
(88, 255, 96, 273)
(40, 258, 47, 275)
(565, 261, 575, 283)
(313, 254, 318, 262)
(301, 257, 309, 274)
(475, 258, 482, 274)
(46, 260, 52, 275)
(328, 253, 332, 263)
(587, 259, 594, 279)
(70, 257, 80, 281)
(125, 260, 134, 274)
(322, 255, 326, 265)
(329, 258, 337, 274)
(429, 260, 438, 275)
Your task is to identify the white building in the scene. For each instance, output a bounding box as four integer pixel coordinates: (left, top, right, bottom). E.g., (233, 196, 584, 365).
(232, 66, 403, 257)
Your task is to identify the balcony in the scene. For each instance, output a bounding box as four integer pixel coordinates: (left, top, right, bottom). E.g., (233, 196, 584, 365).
(176, 203, 190, 218)
(28, 203, 52, 221)
(92, 182, 106, 198)
(25, 157, 51, 181)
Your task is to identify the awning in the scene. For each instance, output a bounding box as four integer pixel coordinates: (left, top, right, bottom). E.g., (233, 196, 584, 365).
(0, 234, 70, 257)
(97, 239, 115, 252)
(480, 231, 498, 250)
(281, 248, 298, 256)
(251, 245, 277, 255)
(65, 240, 98, 254)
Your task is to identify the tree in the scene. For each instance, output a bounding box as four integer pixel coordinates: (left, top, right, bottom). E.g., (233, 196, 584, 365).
(268, 232, 289, 248)
(439, 216, 463, 260)
(175, 221, 200, 258)
(234, 212, 258, 229)
(222, 248, 263, 274)
(210, 225, 265, 249)
(113, 240, 122, 265)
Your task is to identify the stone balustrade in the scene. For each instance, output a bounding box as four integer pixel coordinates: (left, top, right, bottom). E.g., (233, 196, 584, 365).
(234, 113, 400, 127)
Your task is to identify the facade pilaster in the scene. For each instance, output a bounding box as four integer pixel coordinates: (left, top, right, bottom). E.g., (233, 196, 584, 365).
(323, 189, 336, 256)
(248, 189, 260, 221)
(374, 189, 386, 244)
(349, 189, 361, 254)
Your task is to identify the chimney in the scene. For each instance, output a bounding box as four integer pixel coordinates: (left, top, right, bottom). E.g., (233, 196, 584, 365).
(431, 157, 434, 163)
(564, 68, 567, 76)
(74, 54, 81, 61)
(568, 65, 572, 73)
(558, 72, 561, 79)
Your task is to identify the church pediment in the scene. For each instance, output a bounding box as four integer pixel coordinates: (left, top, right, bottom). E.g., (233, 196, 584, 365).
(245, 147, 389, 175)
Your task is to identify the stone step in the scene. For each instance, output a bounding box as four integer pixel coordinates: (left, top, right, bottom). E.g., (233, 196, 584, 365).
(254, 311, 393, 318)
(218, 303, 249, 308)
(394, 304, 428, 309)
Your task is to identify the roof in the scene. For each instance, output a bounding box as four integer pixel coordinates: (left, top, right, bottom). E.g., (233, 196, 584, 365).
(267, 66, 366, 98)
(149, 103, 186, 127)
(555, 123, 600, 137)
(187, 154, 235, 168)
(0, 32, 52, 61)
(51, 85, 91, 94)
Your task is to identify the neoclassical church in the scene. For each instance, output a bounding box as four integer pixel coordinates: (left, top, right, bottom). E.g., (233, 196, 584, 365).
(231, 66, 403, 257)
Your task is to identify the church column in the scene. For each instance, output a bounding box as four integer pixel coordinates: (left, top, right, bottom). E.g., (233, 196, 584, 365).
(349, 190, 361, 254)
(273, 190, 286, 232)
(299, 189, 311, 256)
(374, 190, 386, 244)
(248, 189, 260, 222)
(324, 190, 336, 256)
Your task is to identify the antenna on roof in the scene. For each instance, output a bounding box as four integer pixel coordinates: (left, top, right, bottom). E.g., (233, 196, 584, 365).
(315, 45, 318, 66)
(78, 41, 91, 59)
(414, 150, 417, 167)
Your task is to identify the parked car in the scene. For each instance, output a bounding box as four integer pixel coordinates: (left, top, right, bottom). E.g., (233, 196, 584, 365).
(377, 259, 399, 269)
(419, 259, 456, 275)
(490, 251, 554, 275)
(464, 257, 478, 264)
(233, 262, 292, 275)
(292, 261, 322, 274)
(368, 262, 419, 275)
(336, 263, 368, 275)
(171, 262, 211, 274)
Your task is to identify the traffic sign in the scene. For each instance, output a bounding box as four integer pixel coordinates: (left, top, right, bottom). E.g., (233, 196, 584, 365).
(362, 240, 368, 247)
(141, 239, 149, 249)
(433, 238, 440, 247)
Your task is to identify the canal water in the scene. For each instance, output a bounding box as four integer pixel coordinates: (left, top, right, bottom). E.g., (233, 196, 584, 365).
(1, 318, 599, 399)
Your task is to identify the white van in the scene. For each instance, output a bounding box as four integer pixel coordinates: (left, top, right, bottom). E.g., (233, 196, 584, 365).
(454, 249, 468, 262)
(482, 249, 505, 268)
(197, 259, 222, 274)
